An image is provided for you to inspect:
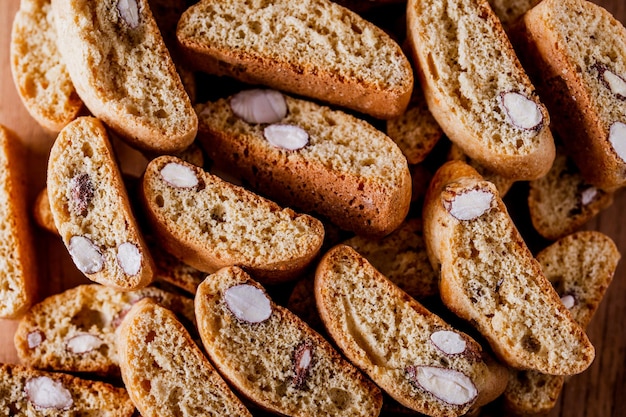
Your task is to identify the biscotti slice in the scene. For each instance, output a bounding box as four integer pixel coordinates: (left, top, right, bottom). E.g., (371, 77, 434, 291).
(406, 0, 555, 181)
(176, 0, 413, 119)
(422, 160, 594, 375)
(0, 125, 37, 319)
(528, 148, 614, 241)
(47, 117, 155, 290)
(141, 155, 325, 283)
(0, 363, 135, 416)
(315, 244, 509, 417)
(118, 298, 252, 416)
(51, 0, 197, 154)
(195, 89, 412, 237)
(14, 283, 196, 376)
(10, 0, 83, 132)
(487, 0, 541, 30)
(513, 0, 626, 191)
(195, 266, 383, 417)
(503, 231, 620, 415)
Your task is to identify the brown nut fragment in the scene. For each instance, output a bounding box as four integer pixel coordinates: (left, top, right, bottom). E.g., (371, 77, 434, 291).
(117, 0, 140, 28)
(25, 376, 73, 410)
(68, 235, 104, 274)
(263, 124, 309, 150)
(500, 91, 543, 131)
(224, 284, 272, 323)
(160, 162, 199, 188)
(116, 242, 142, 276)
(69, 173, 94, 216)
(65, 333, 105, 354)
(406, 365, 477, 406)
(608, 122, 626, 162)
(292, 340, 315, 388)
(230, 89, 288, 124)
(27, 330, 46, 349)
(442, 188, 494, 221)
(430, 330, 467, 355)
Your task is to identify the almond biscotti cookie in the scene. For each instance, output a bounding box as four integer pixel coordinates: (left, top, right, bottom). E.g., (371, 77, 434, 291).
(176, 0, 413, 119)
(195, 266, 383, 417)
(513, 0, 626, 190)
(14, 283, 196, 376)
(0, 124, 38, 319)
(118, 298, 252, 417)
(315, 244, 509, 417)
(51, 0, 197, 154)
(10, 0, 83, 132)
(47, 117, 155, 290)
(406, 0, 555, 181)
(0, 363, 135, 416)
(195, 89, 412, 237)
(141, 155, 325, 283)
(422, 160, 595, 375)
(503, 231, 621, 415)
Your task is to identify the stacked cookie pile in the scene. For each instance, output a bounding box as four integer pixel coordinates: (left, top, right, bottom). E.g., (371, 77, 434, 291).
(1, 0, 624, 415)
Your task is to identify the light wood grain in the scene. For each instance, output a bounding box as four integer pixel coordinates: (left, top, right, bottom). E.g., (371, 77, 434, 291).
(0, 1, 624, 416)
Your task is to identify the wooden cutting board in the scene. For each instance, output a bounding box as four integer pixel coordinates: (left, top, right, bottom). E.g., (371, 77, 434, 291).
(0, 1, 625, 416)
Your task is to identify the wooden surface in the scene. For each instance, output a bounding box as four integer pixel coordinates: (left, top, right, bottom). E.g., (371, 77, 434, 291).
(1, 1, 625, 416)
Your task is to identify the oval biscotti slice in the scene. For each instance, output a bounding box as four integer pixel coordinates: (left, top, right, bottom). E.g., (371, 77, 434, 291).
(0, 125, 38, 319)
(0, 363, 135, 415)
(422, 160, 595, 375)
(47, 116, 155, 290)
(118, 298, 252, 417)
(195, 266, 382, 417)
(315, 244, 509, 417)
(14, 284, 196, 377)
(513, 0, 626, 190)
(10, 0, 83, 132)
(195, 89, 412, 237)
(406, 0, 555, 181)
(141, 155, 324, 283)
(176, 0, 413, 120)
(503, 231, 621, 416)
(50, 0, 197, 154)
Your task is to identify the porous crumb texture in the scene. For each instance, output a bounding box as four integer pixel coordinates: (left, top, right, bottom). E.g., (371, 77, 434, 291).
(177, 0, 411, 89)
(14, 284, 195, 376)
(195, 267, 382, 417)
(142, 155, 324, 276)
(47, 117, 154, 290)
(487, 0, 541, 29)
(344, 218, 439, 300)
(504, 369, 564, 415)
(51, 0, 197, 153)
(0, 125, 36, 318)
(315, 245, 495, 417)
(10, 0, 82, 131)
(449, 205, 593, 374)
(118, 299, 252, 416)
(196, 94, 411, 237)
(0, 363, 135, 416)
(528, 150, 614, 240)
(409, 0, 544, 154)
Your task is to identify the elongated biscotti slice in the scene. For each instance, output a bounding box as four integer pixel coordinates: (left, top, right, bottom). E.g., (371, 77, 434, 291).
(141, 155, 324, 283)
(315, 244, 509, 417)
(14, 284, 196, 376)
(512, 0, 626, 190)
(503, 231, 620, 415)
(51, 0, 197, 154)
(195, 266, 383, 417)
(528, 148, 614, 240)
(195, 89, 412, 237)
(10, 0, 83, 132)
(406, 0, 555, 181)
(0, 363, 135, 415)
(47, 117, 155, 290)
(118, 298, 252, 416)
(176, 0, 413, 119)
(0, 125, 37, 319)
(422, 160, 595, 375)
